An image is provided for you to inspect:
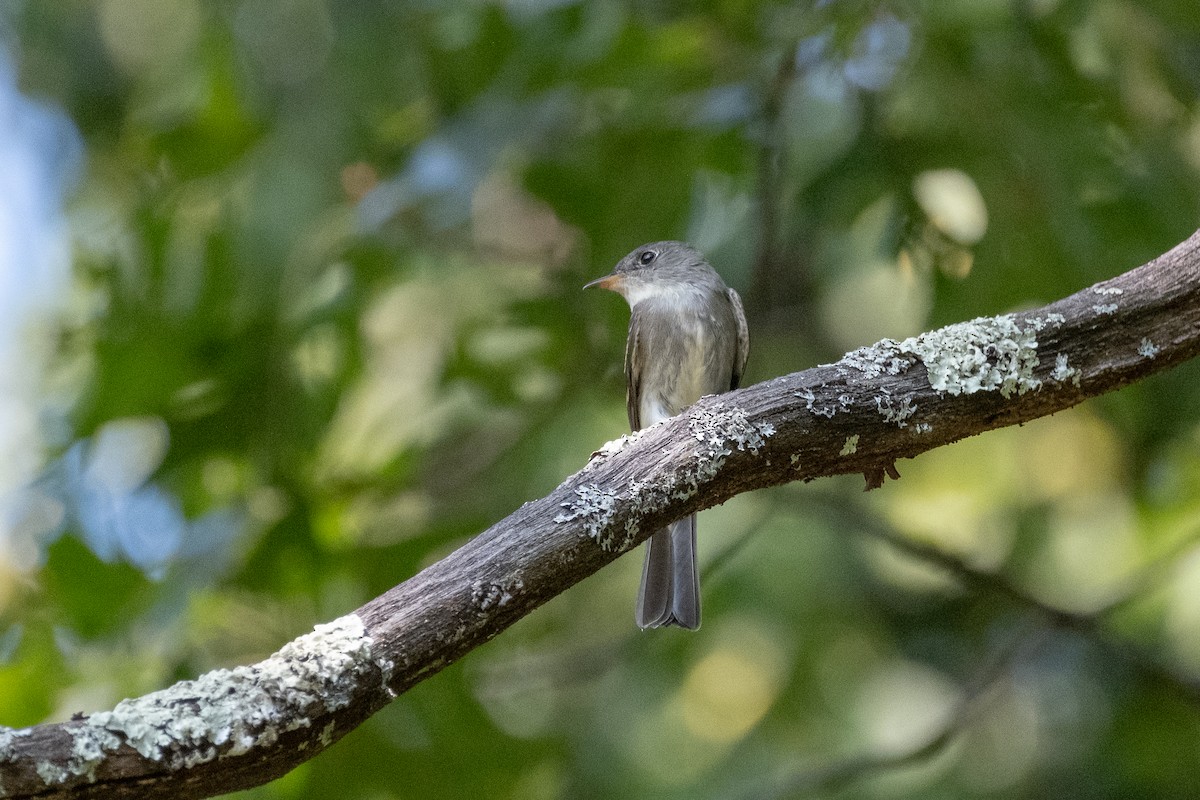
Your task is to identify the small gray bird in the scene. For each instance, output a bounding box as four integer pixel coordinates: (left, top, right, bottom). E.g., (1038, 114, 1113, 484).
(586, 241, 749, 629)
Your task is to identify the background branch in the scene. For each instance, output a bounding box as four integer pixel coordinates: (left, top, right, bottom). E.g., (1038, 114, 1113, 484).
(756, 623, 1049, 799)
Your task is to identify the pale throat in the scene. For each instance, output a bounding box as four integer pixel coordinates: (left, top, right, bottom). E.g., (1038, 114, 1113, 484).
(619, 279, 707, 311)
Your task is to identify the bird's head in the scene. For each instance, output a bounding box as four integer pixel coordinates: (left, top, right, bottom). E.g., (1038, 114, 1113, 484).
(585, 241, 716, 306)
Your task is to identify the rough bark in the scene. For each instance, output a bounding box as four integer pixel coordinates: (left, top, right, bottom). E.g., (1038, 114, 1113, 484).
(3, 231, 1199, 799)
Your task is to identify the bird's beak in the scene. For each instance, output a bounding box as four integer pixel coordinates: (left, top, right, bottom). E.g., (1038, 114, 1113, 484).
(584, 273, 622, 291)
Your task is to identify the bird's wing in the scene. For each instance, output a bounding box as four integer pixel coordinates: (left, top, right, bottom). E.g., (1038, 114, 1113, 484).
(624, 309, 643, 430)
(727, 287, 749, 390)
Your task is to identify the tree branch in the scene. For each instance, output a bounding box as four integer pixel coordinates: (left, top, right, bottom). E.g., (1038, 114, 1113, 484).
(4, 231, 1199, 798)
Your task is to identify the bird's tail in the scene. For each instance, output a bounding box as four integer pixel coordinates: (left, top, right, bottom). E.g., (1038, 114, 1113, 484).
(635, 514, 700, 630)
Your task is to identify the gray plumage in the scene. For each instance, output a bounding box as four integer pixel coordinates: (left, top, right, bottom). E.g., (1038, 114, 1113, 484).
(586, 241, 749, 630)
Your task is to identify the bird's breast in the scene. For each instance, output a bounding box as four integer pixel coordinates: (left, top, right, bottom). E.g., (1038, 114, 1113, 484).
(635, 298, 732, 426)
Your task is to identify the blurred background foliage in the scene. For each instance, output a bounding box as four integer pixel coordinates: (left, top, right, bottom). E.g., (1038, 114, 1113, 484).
(1, 0, 1200, 798)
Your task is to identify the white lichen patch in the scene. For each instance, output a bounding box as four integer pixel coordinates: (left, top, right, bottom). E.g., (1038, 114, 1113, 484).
(840, 435, 859, 456)
(0, 726, 30, 795)
(1050, 353, 1081, 386)
(837, 345, 916, 379)
(875, 393, 917, 427)
(0, 725, 30, 760)
(795, 387, 838, 418)
(559, 404, 775, 551)
(584, 430, 647, 467)
(631, 403, 774, 507)
(471, 577, 525, 612)
(914, 422, 932, 434)
(61, 724, 122, 782)
(1092, 303, 1118, 315)
(688, 404, 775, 455)
(36, 760, 70, 786)
(839, 313, 1063, 399)
(55, 615, 385, 778)
(901, 315, 1048, 397)
(1138, 338, 1160, 358)
(554, 484, 618, 547)
(1094, 286, 1123, 296)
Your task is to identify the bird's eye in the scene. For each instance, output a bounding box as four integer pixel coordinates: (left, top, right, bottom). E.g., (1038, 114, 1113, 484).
(638, 250, 657, 265)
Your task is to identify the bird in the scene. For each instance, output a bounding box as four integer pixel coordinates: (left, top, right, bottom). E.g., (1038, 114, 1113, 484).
(586, 241, 749, 629)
